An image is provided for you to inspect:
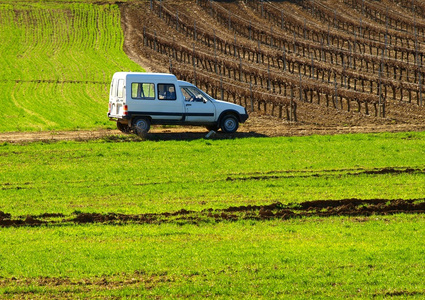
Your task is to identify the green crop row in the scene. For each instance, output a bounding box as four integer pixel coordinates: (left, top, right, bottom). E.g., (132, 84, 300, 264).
(1, 132, 425, 216)
(0, 81, 111, 131)
(1, 215, 425, 298)
(0, 1, 143, 132)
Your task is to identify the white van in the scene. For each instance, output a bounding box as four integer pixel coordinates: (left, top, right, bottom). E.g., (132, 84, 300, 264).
(107, 72, 248, 135)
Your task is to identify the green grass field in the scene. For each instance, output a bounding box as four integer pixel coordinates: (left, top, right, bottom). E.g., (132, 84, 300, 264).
(2, 0, 425, 298)
(2, 215, 425, 298)
(1, 132, 425, 298)
(0, 0, 142, 132)
(1, 132, 425, 216)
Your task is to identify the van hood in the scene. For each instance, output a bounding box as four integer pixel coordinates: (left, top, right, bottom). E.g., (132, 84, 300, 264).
(212, 99, 247, 113)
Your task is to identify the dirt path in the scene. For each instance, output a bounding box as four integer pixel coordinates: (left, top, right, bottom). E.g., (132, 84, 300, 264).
(1, 113, 425, 143)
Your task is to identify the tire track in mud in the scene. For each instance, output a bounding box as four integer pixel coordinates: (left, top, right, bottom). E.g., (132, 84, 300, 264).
(0, 272, 173, 293)
(226, 166, 425, 181)
(1, 198, 425, 227)
(1, 274, 424, 299)
(3, 166, 422, 192)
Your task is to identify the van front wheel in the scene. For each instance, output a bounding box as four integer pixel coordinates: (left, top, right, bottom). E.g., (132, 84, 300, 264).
(133, 118, 151, 136)
(220, 115, 239, 133)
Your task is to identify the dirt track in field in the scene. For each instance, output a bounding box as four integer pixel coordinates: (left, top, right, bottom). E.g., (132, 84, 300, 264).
(2, 112, 425, 144)
(1, 198, 425, 228)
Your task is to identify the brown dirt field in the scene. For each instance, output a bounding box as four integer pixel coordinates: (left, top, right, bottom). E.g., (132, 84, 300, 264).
(118, 0, 425, 137)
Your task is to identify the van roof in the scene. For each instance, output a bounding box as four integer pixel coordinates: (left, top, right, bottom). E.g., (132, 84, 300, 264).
(113, 72, 177, 80)
(177, 80, 195, 86)
(111, 73, 199, 87)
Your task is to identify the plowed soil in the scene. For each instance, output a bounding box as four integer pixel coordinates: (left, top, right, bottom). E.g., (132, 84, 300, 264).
(120, 0, 425, 127)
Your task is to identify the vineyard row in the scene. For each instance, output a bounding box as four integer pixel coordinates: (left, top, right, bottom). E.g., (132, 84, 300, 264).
(205, 0, 425, 63)
(343, 0, 425, 37)
(248, 0, 422, 58)
(392, 0, 425, 20)
(141, 30, 387, 117)
(154, 0, 425, 87)
(301, 0, 424, 46)
(147, 1, 424, 106)
(144, 29, 424, 106)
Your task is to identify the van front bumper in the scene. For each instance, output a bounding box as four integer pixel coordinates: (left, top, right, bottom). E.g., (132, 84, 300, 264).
(240, 113, 249, 123)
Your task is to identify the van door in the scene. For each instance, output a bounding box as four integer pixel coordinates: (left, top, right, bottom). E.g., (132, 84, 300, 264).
(181, 86, 215, 122)
(109, 78, 126, 117)
(153, 83, 185, 120)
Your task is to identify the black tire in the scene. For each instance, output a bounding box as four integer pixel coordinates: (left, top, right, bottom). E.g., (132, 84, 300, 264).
(116, 122, 131, 133)
(133, 117, 151, 136)
(220, 114, 239, 133)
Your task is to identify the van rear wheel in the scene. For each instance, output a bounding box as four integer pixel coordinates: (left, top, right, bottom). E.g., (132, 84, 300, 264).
(133, 117, 151, 136)
(117, 122, 131, 133)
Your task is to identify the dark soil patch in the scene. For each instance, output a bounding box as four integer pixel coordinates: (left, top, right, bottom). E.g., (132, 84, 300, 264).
(1, 198, 425, 228)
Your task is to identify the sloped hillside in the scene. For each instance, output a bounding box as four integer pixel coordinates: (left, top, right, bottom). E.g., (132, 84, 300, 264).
(2, 0, 425, 134)
(0, 1, 143, 132)
(121, 0, 425, 128)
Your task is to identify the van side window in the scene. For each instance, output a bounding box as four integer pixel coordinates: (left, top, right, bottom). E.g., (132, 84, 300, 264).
(117, 79, 124, 98)
(131, 83, 155, 100)
(158, 84, 176, 100)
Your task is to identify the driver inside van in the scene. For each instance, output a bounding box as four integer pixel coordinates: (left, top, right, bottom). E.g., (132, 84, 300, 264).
(181, 87, 206, 102)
